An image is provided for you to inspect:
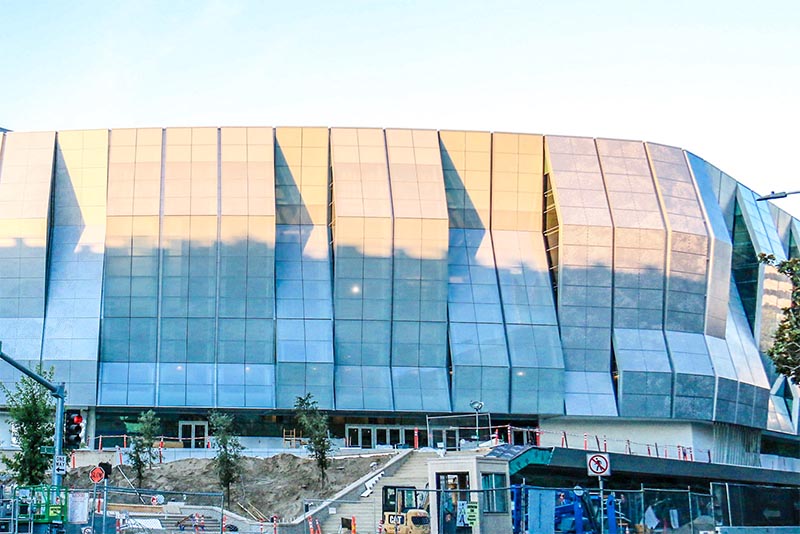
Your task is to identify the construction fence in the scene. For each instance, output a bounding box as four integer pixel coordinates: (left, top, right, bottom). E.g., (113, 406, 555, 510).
(63, 487, 225, 534)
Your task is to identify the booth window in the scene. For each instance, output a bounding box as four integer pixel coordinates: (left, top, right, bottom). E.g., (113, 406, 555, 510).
(481, 473, 507, 513)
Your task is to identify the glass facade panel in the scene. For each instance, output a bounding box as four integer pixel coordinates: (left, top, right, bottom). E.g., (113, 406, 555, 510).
(100, 129, 162, 405)
(545, 136, 616, 416)
(492, 133, 564, 415)
(0, 131, 55, 364)
(387, 129, 450, 412)
(441, 131, 510, 413)
(274, 127, 334, 409)
(1, 126, 794, 438)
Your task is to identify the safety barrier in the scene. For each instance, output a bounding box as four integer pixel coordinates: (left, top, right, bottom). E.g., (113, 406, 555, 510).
(93, 424, 713, 465)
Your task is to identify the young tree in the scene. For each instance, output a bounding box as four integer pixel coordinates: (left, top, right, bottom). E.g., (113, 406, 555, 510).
(209, 411, 243, 508)
(128, 409, 161, 486)
(759, 254, 800, 384)
(0, 364, 55, 485)
(293, 393, 333, 483)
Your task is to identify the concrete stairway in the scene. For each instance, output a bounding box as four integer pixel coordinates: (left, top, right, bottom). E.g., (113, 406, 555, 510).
(319, 450, 436, 534)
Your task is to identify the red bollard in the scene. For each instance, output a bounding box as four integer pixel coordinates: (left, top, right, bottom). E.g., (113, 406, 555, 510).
(123, 434, 128, 448)
(561, 431, 567, 448)
(647, 444, 652, 457)
(603, 435, 607, 452)
(507, 426, 512, 445)
(159, 437, 164, 463)
(583, 433, 588, 450)
(98, 435, 103, 450)
(689, 447, 694, 462)
(351, 516, 357, 534)
(272, 515, 278, 534)
(307, 517, 313, 534)
(414, 427, 419, 449)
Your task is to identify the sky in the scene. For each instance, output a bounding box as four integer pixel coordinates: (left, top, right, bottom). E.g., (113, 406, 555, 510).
(1, 0, 799, 216)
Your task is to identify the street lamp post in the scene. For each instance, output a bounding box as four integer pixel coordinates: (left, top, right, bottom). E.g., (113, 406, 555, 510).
(469, 400, 484, 442)
(756, 190, 800, 201)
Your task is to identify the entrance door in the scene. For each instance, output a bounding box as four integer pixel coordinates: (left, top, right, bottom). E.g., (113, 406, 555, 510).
(179, 421, 208, 448)
(437, 472, 472, 534)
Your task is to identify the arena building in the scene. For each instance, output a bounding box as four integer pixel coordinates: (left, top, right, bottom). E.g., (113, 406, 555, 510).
(0, 127, 797, 477)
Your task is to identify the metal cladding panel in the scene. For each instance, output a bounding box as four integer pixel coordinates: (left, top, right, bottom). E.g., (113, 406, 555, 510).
(42, 130, 108, 406)
(492, 132, 564, 415)
(767, 397, 794, 434)
(767, 375, 797, 434)
(442, 131, 510, 413)
(0, 131, 55, 363)
(156, 128, 220, 407)
(387, 129, 450, 412)
(494, 229, 565, 415)
(274, 127, 333, 409)
(217, 127, 276, 408)
(767, 202, 794, 256)
(663, 331, 715, 420)
(685, 151, 732, 338)
(597, 139, 674, 419)
(447, 229, 510, 412)
(725, 281, 770, 428)
(646, 143, 709, 334)
(491, 132, 544, 232)
(545, 135, 616, 416)
(330, 128, 394, 410)
(612, 329, 672, 418)
(704, 334, 740, 424)
(735, 184, 793, 356)
(791, 219, 800, 258)
(100, 128, 161, 406)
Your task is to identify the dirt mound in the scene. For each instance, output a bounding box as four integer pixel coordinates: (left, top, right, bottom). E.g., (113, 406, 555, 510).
(65, 453, 394, 520)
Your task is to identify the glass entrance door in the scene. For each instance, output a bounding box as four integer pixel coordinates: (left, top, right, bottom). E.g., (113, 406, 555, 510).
(179, 420, 208, 448)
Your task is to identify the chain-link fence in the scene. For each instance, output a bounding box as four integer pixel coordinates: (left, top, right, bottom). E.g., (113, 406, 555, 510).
(64, 487, 224, 534)
(517, 486, 716, 534)
(712, 482, 800, 528)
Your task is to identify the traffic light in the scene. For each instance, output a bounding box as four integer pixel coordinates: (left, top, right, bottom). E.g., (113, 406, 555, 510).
(64, 409, 83, 449)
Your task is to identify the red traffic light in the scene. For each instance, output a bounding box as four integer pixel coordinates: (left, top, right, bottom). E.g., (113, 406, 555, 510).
(64, 409, 84, 450)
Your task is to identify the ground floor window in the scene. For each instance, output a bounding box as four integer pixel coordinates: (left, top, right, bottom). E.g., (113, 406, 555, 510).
(481, 473, 507, 513)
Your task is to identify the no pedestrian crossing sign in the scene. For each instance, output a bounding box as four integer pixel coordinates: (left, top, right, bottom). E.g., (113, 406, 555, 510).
(586, 453, 611, 477)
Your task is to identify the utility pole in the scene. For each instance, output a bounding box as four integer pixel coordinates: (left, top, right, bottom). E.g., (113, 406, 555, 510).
(0, 342, 67, 487)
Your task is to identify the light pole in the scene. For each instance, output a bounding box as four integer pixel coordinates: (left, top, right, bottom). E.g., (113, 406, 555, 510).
(469, 400, 483, 442)
(756, 190, 800, 201)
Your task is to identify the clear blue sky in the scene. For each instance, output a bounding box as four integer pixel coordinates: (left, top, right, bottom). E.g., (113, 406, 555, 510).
(2, 1, 799, 215)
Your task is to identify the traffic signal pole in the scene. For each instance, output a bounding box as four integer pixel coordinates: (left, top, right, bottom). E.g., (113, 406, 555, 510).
(0, 342, 67, 487)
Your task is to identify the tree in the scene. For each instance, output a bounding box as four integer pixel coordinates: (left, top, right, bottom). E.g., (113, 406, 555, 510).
(759, 254, 800, 384)
(0, 364, 55, 485)
(209, 411, 243, 508)
(128, 410, 161, 486)
(293, 393, 333, 483)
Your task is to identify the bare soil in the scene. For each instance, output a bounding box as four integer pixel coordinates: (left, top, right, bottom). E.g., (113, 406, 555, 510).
(64, 453, 393, 520)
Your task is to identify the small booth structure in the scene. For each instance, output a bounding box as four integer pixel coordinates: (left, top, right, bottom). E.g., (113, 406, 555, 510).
(427, 452, 512, 534)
